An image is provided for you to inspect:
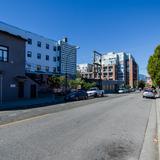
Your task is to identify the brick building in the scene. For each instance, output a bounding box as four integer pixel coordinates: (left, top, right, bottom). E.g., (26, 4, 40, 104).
(77, 52, 138, 88)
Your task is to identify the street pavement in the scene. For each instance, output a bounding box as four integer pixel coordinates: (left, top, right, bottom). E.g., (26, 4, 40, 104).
(0, 93, 157, 160)
(0, 94, 125, 125)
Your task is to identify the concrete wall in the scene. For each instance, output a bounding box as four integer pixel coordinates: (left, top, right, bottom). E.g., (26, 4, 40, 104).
(0, 31, 37, 102)
(0, 31, 26, 101)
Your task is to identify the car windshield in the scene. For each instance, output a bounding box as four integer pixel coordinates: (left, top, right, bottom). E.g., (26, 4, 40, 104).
(144, 89, 153, 92)
(88, 88, 96, 91)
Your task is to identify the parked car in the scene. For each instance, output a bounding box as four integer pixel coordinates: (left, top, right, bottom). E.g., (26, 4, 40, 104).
(118, 88, 129, 93)
(142, 89, 156, 99)
(118, 89, 126, 93)
(87, 87, 104, 97)
(65, 90, 88, 101)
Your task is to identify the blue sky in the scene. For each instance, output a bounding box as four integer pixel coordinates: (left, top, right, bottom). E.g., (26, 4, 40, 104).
(0, 0, 160, 75)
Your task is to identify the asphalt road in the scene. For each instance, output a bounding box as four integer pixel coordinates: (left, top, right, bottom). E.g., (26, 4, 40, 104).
(0, 93, 155, 160)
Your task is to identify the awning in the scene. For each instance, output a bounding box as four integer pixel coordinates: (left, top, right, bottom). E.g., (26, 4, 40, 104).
(14, 75, 27, 81)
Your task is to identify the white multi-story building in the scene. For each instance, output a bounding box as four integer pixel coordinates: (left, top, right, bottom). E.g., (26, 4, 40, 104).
(77, 64, 93, 73)
(0, 21, 77, 77)
(25, 33, 60, 75)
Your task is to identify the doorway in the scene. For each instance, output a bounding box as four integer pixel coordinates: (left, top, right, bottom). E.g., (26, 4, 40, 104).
(18, 82, 24, 98)
(30, 84, 36, 98)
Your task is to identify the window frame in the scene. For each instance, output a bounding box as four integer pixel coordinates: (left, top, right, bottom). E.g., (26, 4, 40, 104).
(46, 55, 49, 61)
(46, 44, 49, 49)
(37, 41, 41, 47)
(27, 51, 32, 58)
(37, 53, 41, 60)
(0, 45, 9, 62)
(27, 38, 32, 45)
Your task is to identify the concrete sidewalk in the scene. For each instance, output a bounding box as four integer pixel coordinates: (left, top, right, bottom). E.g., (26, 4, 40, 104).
(156, 98, 160, 160)
(139, 100, 158, 160)
(0, 95, 64, 110)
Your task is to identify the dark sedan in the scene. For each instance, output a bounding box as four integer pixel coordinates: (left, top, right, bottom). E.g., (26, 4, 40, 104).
(65, 90, 88, 101)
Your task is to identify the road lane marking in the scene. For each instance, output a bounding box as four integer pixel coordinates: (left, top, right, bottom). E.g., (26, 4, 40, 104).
(0, 94, 131, 128)
(0, 112, 53, 128)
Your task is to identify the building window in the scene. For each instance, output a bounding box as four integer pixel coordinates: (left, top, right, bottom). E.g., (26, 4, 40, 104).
(36, 65, 41, 71)
(26, 64, 31, 70)
(46, 44, 49, 49)
(37, 53, 41, 59)
(27, 51, 32, 58)
(109, 72, 113, 76)
(0, 46, 8, 62)
(57, 46, 61, 51)
(53, 46, 57, 51)
(28, 38, 32, 45)
(53, 57, 56, 62)
(57, 56, 60, 61)
(53, 67, 56, 73)
(46, 55, 49, 60)
(37, 41, 41, 47)
(45, 66, 49, 72)
(57, 66, 60, 72)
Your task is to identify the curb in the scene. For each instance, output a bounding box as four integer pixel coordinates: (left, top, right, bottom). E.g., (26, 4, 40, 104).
(139, 100, 158, 160)
(156, 99, 160, 160)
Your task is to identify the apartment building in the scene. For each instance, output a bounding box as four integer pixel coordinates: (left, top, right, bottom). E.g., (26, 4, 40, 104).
(0, 21, 78, 85)
(58, 38, 77, 78)
(0, 22, 60, 74)
(78, 52, 138, 88)
(77, 64, 94, 79)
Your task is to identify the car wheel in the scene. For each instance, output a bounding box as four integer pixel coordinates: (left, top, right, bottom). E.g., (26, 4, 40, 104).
(94, 93, 97, 98)
(75, 97, 79, 101)
(101, 93, 104, 97)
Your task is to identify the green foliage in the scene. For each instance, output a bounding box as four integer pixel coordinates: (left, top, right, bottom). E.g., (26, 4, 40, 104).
(69, 78, 96, 90)
(138, 80, 145, 89)
(49, 76, 96, 90)
(76, 71, 81, 78)
(81, 81, 96, 90)
(48, 75, 65, 88)
(69, 78, 82, 89)
(124, 85, 131, 89)
(148, 45, 160, 86)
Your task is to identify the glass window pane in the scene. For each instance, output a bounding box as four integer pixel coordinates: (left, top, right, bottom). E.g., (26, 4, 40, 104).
(0, 46, 7, 51)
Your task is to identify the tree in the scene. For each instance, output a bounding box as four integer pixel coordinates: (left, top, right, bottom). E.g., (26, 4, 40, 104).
(81, 81, 96, 90)
(48, 76, 65, 88)
(69, 78, 82, 89)
(76, 71, 81, 78)
(69, 78, 96, 90)
(138, 80, 145, 89)
(147, 45, 160, 86)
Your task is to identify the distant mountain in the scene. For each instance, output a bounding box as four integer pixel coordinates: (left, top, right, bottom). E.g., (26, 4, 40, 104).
(139, 74, 147, 81)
